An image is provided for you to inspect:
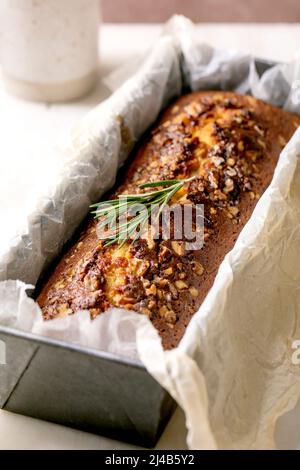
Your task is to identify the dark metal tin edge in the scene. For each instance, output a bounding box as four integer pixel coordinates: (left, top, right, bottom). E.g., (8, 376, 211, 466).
(0, 324, 144, 370)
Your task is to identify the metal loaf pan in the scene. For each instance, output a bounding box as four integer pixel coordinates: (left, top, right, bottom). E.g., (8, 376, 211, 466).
(0, 58, 276, 448)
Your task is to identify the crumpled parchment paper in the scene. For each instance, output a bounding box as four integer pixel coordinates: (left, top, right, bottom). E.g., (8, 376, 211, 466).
(1, 15, 300, 450)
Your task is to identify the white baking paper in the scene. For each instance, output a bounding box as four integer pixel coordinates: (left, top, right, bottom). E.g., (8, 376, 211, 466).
(1, 15, 300, 450)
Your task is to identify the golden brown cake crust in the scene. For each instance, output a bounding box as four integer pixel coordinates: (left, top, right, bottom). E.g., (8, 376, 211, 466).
(37, 91, 300, 349)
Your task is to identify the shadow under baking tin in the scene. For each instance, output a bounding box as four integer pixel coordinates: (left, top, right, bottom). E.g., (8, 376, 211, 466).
(0, 58, 276, 448)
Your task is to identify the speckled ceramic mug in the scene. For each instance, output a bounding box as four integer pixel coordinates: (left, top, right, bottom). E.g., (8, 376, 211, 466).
(0, 0, 100, 102)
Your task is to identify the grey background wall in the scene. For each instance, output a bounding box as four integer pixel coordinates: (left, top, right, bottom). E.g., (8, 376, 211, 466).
(101, 0, 300, 23)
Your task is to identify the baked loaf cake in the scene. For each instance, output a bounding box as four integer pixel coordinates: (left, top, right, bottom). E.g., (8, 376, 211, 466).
(37, 91, 300, 349)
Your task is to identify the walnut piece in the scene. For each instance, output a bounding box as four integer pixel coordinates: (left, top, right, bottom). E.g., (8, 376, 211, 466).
(175, 280, 188, 290)
(191, 261, 204, 275)
(171, 241, 185, 256)
(159, 306, 177, 324)
(145, 284, 157, 296)
(57, 303, 73, 317)
(84, 274, 100, 292)
(189, 287, 198, 297)
(163, 267, 173, 275)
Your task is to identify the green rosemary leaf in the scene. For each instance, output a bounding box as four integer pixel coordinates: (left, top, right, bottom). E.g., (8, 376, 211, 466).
(139, 179, 180, 189)
(91, 175, 196, 247)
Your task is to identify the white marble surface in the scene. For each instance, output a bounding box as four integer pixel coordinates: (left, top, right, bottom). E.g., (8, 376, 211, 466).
(0, 23, 300, 450)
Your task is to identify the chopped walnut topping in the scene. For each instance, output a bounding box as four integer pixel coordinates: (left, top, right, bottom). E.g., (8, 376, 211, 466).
(171, 241, 185, 256)
(226, 168, 236, 177)
(184, 101, 203, 118)
(159, 306, 177, 324)
(90, 308, 101, 317)
(155, 277, 169, 288)
(213, 189, 227, 201)
(257, 139, 266, 149)
(163, 267, 173, 275)
(135, 259, 150, 276)
(189, 287, 198, 297)
(159, 244, 172, 262)
(148, 300, 156, 310)
(169, 283, 179, 299)
(237, 141, 244, 151)
(227, 206, 239, 217)
(175, 280, 188, 290)
(233, 115, 243, 124)
(145, 284, 157, 296)
(208, 172, 218, 189)
(139, 307, 152, 318)
(145, 233, 155, 249)
(211, 156, 224, 167)
(191, 261, 204, 275)
(254, 124, 264, 136)
(157, 289, 163, 299)
(57, 303, 72, 316)
(224, 178, 234, 193)
(142, 278, 151, 288)
(84, 274, 101, 292)
(278, 135, 287, 147)
(54, 280, 66, 289)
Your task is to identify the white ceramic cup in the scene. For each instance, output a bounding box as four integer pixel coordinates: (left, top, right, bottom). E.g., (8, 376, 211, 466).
(0, 0, 100, 102)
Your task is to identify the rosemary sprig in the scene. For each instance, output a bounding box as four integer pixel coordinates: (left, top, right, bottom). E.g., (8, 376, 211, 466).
(91, 176, 195, 247)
